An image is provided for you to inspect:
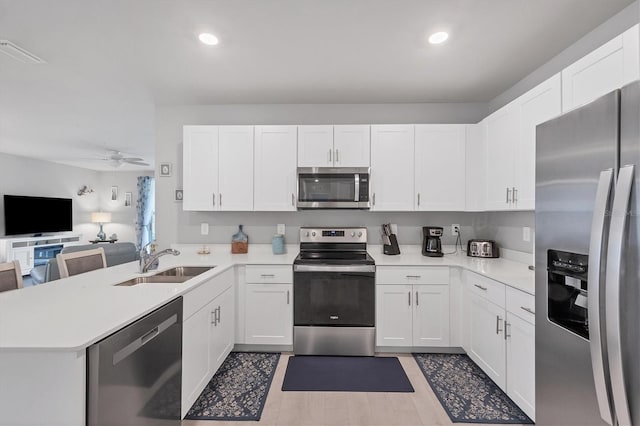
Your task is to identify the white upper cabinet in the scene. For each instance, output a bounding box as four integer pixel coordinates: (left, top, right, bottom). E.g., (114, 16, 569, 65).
(465, 123, 486, 211)
(183, 125, 254, 211)
(562, 24, 639, 112)
(183, 126, 219, 211)
(254, 125, 298, 211)
(297, 125, 334, 167)
(516, 74, 562, 210)
(298, 125, 370, 167)
(333, 125, 370, 167)
(219, 126, 254, 211)
(485, 102, 519, 211)
(415, 124, 466, 211)
(484, 73, 561, 211)
(370, 125, 415, 211)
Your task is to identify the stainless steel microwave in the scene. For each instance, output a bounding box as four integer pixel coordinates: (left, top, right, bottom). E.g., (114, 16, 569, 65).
(297, 167, 370, 209)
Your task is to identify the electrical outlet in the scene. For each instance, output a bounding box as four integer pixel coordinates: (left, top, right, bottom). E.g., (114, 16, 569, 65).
(277, 224, 285, 235)
(523, 227, 531, 242)
(200, 223, 209, 236)
(452, 224, 460, 236)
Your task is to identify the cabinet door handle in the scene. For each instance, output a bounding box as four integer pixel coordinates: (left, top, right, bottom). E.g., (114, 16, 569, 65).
(416, 291, 419, 306)
(217, 306, 221, 323)
(520, 306, 535, 315)
(474, 284, 487, 291)
(211, 310, 217, 325)
(505, 321, 510, 340)
(292, 193, 295, 207)
(335, 149, 339, 163)
(406, 275, 421, 279)
(496, 315, 503, 334)
(372, 193, 376, 206)
(329, 149, 332, 163)
(212, 193, 216, 206)
(417, 193, 420, 206)
(287, 290, 290, 305)
(512, 187, 518, 203)
(506, 187, 511, 204)
(219, 193, 222, 207)
(408, 291, 411, 306)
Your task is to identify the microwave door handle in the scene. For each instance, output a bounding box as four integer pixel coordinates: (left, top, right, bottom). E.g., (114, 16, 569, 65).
(606, 165, 635, 426)
(588, 169, 615, 426)
(354, 174, 360, 202)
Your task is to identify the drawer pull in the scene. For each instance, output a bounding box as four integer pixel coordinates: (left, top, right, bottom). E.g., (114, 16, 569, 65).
(474, 284, 488, 291)
(406, 275, 421, 279)
(520, 306, 535, 315)
(261, 274, 275, 278)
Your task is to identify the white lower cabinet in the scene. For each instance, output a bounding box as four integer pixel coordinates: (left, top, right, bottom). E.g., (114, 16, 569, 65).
(181, 270, 235, 418)
(244, 265, 293, 345)
(464, 271, 535, 420)
(245, 283, 293, 345)
(376, 267, 450, 347)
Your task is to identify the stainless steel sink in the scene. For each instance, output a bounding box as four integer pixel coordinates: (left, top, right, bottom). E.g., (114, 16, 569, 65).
(114, 266, 215, 286)
(115, 275, 193, 286)
(153, 266, 215, 277)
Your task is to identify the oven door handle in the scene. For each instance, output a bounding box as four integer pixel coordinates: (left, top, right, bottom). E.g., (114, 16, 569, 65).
(293, 265, 375, 273)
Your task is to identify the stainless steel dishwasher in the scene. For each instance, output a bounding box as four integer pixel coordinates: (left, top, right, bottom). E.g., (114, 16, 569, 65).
(88, 297, 183, 426)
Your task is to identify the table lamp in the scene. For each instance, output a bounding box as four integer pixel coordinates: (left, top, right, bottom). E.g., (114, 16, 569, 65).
(91, 212, 112, 241)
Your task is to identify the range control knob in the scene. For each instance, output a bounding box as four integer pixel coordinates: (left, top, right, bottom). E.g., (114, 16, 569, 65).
(358, 232, 363, 237)
(305, 231, 310, 237)
(312, 231, 316, 237)
(351, 232, 356, 237)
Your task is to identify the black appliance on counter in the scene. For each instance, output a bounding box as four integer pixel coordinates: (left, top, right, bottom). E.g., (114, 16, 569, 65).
(293, 227, 375, 356)
(422, 226, 444, 257)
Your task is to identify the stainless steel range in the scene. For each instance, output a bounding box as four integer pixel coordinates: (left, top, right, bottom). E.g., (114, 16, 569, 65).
(293, 227, 375, 356)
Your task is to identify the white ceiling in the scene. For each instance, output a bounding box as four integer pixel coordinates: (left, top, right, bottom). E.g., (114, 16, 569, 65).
(0, 0, 635, 171)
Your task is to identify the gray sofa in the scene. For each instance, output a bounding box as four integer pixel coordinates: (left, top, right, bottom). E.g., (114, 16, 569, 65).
(31, 242, 139, 284)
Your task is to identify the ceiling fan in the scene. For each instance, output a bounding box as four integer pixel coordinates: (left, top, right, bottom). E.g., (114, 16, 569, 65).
(102, 150, 150, 168)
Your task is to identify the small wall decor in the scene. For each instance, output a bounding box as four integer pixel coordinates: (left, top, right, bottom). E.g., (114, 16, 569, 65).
(160, 163, 172, 177)
(111, 186, 118, 201)
(124, 192, 132, 207)
(175, 189, 184, 202)
(77, 185, 94, 196)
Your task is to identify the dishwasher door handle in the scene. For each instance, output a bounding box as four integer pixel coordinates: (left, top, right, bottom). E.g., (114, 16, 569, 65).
(112, 314, 178, 366)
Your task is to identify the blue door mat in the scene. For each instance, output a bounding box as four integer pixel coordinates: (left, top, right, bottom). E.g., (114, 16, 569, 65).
(281, 356, 414, 392)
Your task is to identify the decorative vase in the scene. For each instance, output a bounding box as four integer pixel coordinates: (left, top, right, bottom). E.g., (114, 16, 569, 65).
(272, 234, 285, 254)
(231, 225, 249, 254)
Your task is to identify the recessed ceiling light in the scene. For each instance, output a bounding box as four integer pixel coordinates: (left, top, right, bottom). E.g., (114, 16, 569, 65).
(198, 33, 219, 46)
(428, 32, 449, 45)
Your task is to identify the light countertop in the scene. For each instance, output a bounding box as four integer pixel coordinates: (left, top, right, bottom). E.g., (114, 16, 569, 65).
(0, 243, 533, 352)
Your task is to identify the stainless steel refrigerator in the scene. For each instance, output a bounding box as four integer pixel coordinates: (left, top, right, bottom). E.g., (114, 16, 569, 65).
(536, 81, 640, 425)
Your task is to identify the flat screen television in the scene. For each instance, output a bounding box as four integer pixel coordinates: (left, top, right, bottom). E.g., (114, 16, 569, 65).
(4, 195, 73, 236)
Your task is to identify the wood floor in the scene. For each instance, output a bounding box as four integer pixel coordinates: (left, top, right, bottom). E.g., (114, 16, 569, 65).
(182, 353, 524, 426)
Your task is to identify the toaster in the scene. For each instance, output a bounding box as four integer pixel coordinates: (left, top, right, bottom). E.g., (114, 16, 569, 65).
(467, 240, 499, 258)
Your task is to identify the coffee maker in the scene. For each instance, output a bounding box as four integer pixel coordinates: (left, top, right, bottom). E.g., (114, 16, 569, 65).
(422, 227, 444, 257)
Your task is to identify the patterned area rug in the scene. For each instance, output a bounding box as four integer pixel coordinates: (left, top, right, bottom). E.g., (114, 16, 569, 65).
(413, 353, 533, 424)
(185, 352, 280, 421)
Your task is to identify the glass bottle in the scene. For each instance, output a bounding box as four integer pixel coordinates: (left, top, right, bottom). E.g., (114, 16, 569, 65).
(231, 224, 249, 253)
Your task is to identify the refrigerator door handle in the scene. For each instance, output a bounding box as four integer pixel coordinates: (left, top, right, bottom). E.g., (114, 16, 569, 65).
(588, 169, 615, 426)
(606, 164, 635, 426)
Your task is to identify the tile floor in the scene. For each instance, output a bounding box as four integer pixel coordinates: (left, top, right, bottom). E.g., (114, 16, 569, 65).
(182, 353, 526, 426)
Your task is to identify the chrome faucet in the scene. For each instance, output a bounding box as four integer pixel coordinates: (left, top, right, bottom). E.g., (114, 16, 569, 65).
(139, 242, 180, 273)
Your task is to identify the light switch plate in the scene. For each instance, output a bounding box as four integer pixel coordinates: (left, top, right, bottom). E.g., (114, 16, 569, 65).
(277, 224, 285, 235)
(523, 227, 531, 242)
(201, 223, 209, 236)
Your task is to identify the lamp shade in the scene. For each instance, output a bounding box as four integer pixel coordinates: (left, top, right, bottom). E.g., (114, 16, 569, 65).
(91, 212, 112, 224)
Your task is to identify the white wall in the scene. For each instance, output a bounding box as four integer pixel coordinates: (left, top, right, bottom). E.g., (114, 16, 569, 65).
(0, 152, 151, 245)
